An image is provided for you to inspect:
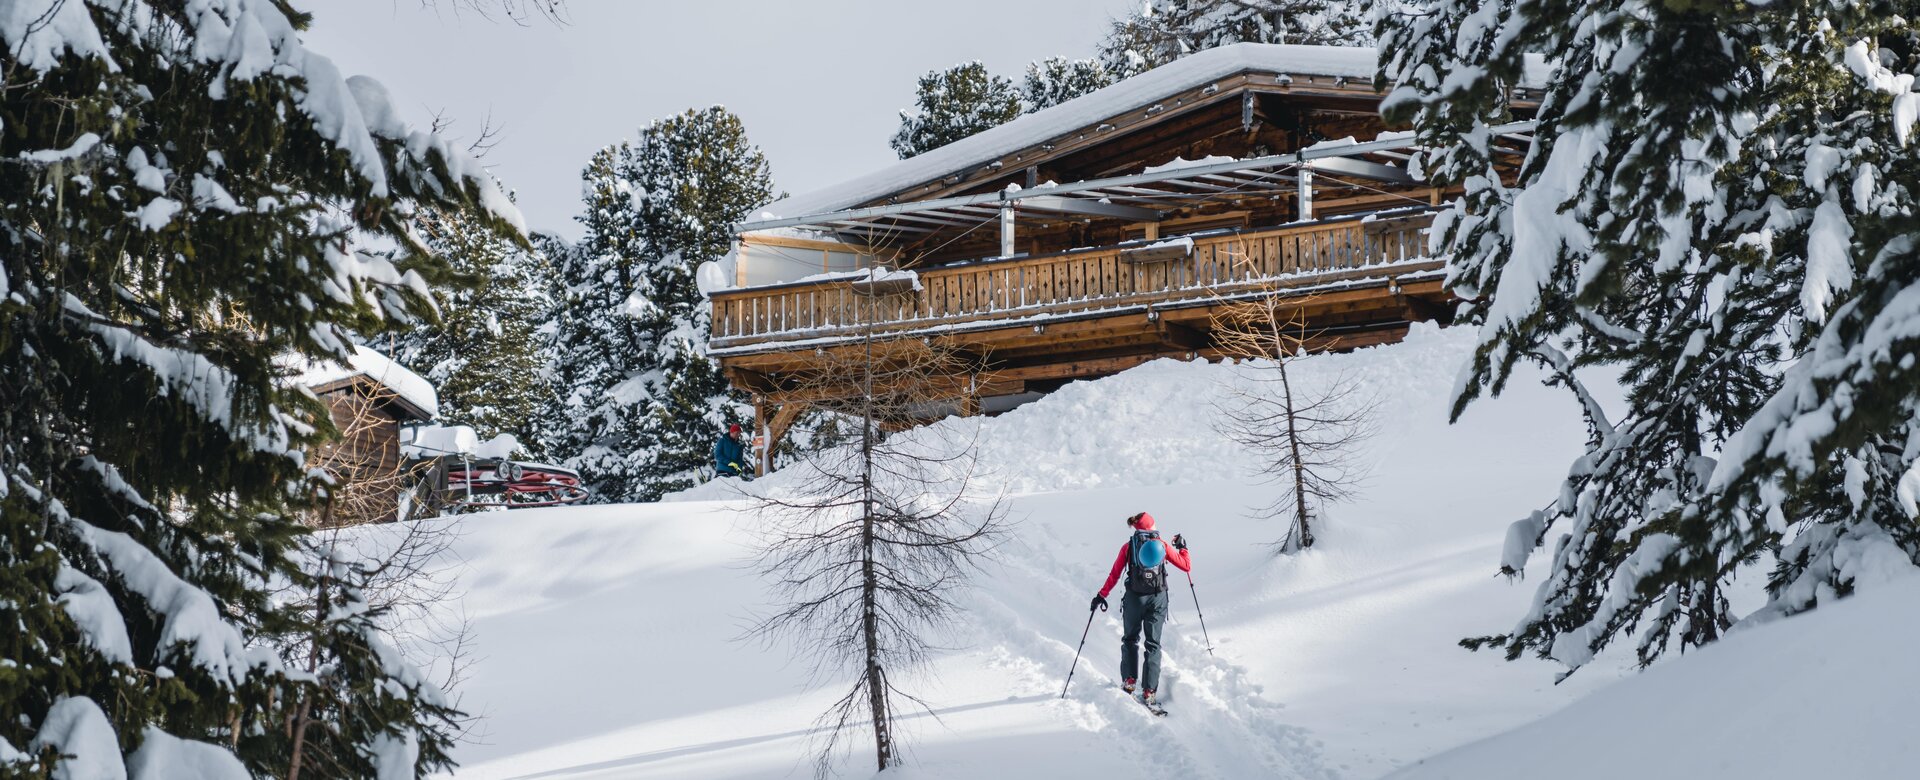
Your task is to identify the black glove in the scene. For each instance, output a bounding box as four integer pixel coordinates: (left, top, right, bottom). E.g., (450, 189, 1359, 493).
(1090, 595, 1108, 612)
(1172, 534, 1188, 551)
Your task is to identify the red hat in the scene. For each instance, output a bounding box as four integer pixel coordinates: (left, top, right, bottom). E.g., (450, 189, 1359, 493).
(728, 423, 742, 434)
(1127, 512, 1156, 530)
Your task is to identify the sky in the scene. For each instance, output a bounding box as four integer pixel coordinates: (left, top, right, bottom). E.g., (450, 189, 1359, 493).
(296, 0, 1134, 239)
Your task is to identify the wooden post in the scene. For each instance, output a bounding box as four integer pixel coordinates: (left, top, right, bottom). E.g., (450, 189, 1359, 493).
(754, 398, 769, 477)
(769, 403, 803, 457)
(961, 374, 983, 418)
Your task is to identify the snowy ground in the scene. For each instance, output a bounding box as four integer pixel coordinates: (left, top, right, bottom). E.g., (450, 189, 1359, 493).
(408, 325, 1908, 779)
(1387, 575, 1920, 780)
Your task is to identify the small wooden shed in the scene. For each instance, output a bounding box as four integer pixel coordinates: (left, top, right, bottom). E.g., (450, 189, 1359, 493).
(300, 346, 439, 525)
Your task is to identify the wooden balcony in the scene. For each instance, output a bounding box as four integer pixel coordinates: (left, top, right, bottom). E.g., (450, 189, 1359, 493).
(710, 209, 1443, 356)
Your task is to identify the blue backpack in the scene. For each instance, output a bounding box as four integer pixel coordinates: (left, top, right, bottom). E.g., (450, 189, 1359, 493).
(1125, 529, 1169, 594)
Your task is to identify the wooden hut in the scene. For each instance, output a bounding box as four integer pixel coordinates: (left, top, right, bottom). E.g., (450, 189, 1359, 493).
(705, 44, 1547, 474)
(300, 346, 438, 525)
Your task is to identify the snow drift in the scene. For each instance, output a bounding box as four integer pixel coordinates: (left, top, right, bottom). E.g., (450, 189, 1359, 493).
(1387, 576, 1920, 780)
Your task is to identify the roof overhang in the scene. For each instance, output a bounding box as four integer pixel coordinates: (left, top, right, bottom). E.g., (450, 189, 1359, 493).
(736, 120, 1536, 242)
(749, 44, 1551, 228)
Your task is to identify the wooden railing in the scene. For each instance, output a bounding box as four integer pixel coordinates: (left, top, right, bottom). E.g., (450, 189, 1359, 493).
(711, 210, 1435, 349)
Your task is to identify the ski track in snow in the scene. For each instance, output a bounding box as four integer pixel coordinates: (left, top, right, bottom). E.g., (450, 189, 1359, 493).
(963, 518, 1337, 780)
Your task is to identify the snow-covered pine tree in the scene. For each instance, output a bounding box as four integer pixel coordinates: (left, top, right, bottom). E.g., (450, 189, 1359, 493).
(1, 1, 521, 777)
(1100, 0, 1372, 79)
(890, 62, 1024, 159)
(1378, 1, 1920, 674)
(545, 108, 774, 501)
(544, 147, 653, 501)
(626, 108, 775, 496)
(1022, 57, 1112, 111)
(392, 207, 555, 457)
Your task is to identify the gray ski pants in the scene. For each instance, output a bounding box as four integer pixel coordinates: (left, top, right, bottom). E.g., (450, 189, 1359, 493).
(1120, 589, 1169, 691)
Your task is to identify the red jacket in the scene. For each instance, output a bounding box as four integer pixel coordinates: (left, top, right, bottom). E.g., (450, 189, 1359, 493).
(1098, 538, 1191, 598)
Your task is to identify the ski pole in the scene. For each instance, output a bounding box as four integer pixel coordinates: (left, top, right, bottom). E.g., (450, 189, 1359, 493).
(1060, 604, 1102, 699)
(1184, 570, 1215, 656)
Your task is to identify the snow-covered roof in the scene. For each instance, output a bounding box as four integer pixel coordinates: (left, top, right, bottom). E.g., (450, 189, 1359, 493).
(296, 345, 438, 420)
(755, 44, 1550, 223)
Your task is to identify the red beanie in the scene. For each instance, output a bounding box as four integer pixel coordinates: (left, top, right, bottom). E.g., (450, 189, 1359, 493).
(728, 423, 742, 434)
(1128, 512, 1156, 530)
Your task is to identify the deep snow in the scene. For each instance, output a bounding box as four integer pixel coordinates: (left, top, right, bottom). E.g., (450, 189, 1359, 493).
(1387, 576, 1920, 780)
(413, 324, 1910, 779)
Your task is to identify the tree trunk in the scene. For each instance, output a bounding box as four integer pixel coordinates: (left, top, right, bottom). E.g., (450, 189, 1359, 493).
(862, 521, 891, 771)
(1277, 356, 1313, 550)
(858, 291, 892, 771)
(289, 502, 337, 780)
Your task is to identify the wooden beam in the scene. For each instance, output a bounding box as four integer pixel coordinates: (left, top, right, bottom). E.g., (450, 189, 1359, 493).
(726, 367, 781, 394)
(753, 399, 769, 477)
(765, 401, 804, 475)
(1122, 241, 1193, 264)
(1157, 321, 1208, 351)
(993, 352, 1181, 382)
(1401, 295, 1449, 323)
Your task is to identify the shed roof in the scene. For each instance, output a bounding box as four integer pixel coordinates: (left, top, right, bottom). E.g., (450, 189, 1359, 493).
(296, 345, 438, 421)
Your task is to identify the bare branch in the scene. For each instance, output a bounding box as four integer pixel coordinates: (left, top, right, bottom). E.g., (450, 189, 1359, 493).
(745, 291, 1011, 775)
(1210, 290, 1379, 552)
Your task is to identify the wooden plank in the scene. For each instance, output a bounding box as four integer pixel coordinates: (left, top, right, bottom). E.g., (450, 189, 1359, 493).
(1121, 242, 1193, 264)
(992, 353, 1180, 382)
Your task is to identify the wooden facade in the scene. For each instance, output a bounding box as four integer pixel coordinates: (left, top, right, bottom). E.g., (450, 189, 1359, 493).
(308, 375, 434, 526)
(712, 45, 1536, 473)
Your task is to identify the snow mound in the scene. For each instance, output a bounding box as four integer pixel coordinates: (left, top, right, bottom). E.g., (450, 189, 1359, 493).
(673, 322, 1468, 500)
(1388, 574, 1920, 780)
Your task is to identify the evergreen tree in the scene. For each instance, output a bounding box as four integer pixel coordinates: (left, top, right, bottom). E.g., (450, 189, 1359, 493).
(1100, 0, 1372, 79)
(546, 108, 774, 501)
(1379, 0, 1920, 675)
(544, 148, 651, 500)
(391, 207, 555, 457)
(1022, 57, 1113, 111)
(889, 62, 1024, 159)
(1, 1, 519, 777)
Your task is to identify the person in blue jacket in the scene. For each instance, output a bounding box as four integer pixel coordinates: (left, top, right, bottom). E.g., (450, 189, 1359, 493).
(713, 423, 750, 479)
